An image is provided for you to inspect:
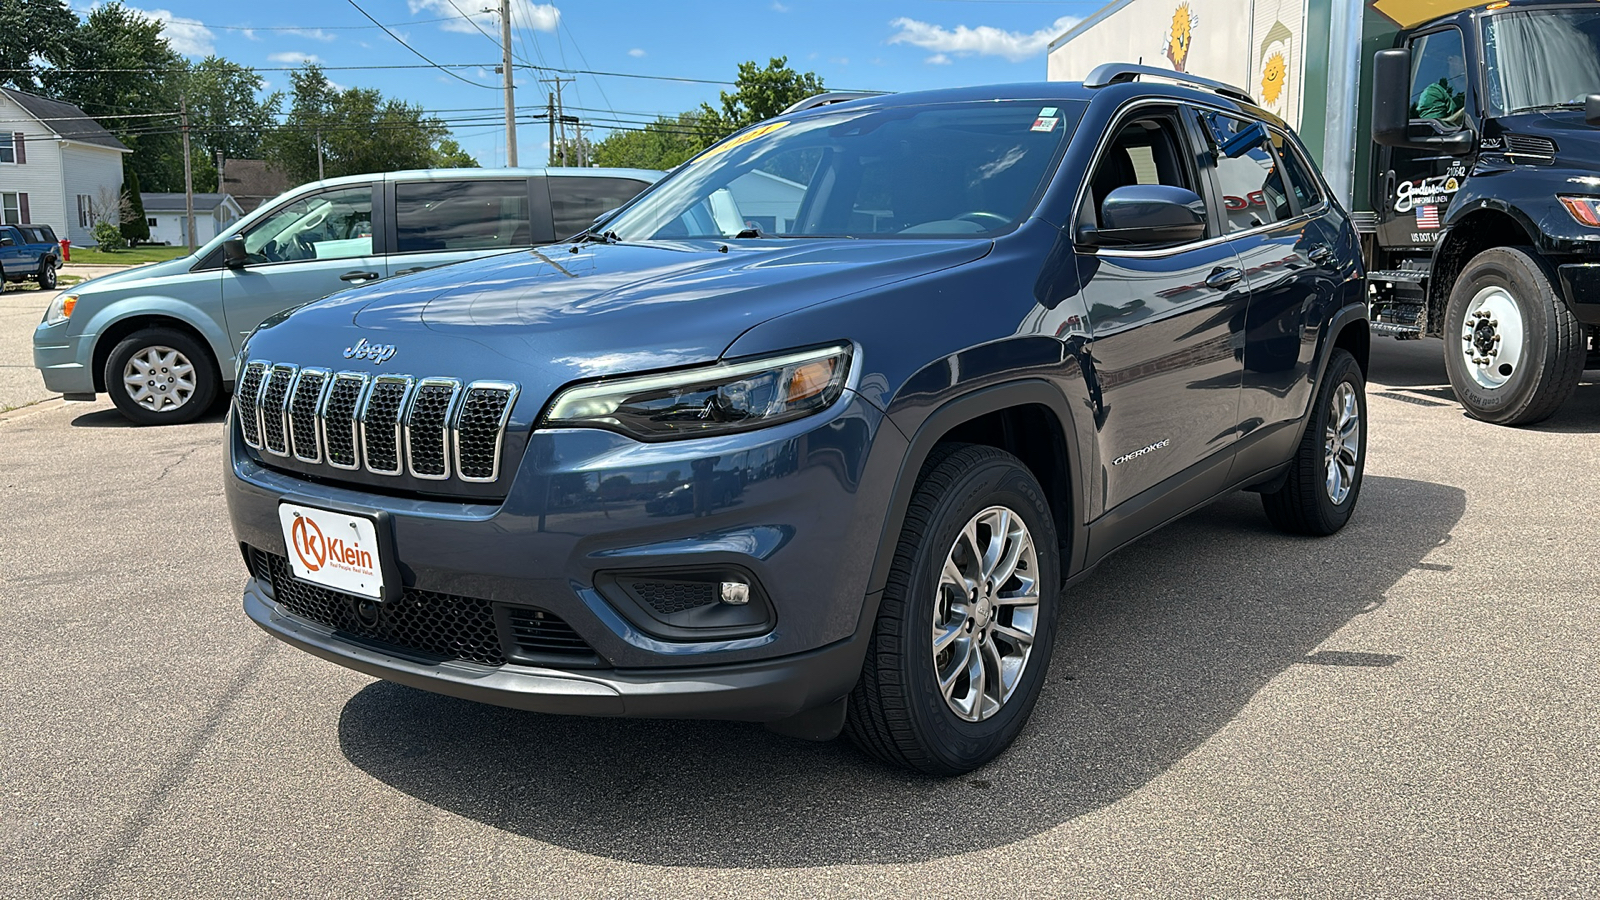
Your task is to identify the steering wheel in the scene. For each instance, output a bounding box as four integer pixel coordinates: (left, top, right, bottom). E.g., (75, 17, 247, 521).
(955, 211, 1011, 229)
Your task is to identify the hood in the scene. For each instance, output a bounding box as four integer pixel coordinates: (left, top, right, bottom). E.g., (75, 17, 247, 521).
(70, 254, 200, 294)
(246, 238, 990, 400)
(1495, 111, 1600, 167)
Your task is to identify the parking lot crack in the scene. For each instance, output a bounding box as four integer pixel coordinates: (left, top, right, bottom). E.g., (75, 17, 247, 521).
(155, 445, 203, 481)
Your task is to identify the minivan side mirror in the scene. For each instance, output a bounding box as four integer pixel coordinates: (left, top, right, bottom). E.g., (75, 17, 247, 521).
(222, 235, 247, 268)
(1372, 49, 1475, 154)
(1078, 184, 1207, 248)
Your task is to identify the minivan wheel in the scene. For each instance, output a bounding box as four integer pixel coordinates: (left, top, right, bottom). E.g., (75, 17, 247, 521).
(37, 261, 56, 290)
(847, 444, 1060, 776)
(105, 328, 218, 425)
(1261, 348, 1366, 536)
(1443, 246, 1584, 426)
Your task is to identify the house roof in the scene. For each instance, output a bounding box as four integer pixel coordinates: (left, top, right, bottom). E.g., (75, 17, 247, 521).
(0, 88, 130, 152)
(141, 193, 238, 213)
(221, 159, 296, 213)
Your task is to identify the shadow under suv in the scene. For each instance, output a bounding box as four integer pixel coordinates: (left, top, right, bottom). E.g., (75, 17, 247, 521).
(227, 67, 1370, 776)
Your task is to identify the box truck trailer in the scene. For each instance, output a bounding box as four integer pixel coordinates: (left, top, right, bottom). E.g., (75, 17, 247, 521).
(1050, 0, 1600, 425)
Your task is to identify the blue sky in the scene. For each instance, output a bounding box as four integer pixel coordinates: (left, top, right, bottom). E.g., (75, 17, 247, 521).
(88, 1, 1104, 166)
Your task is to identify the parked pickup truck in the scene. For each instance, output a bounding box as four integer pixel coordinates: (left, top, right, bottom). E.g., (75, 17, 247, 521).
(1, 224, 61, 290)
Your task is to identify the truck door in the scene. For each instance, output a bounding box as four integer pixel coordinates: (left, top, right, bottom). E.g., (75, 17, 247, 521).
(1376, 26, 1474, 252)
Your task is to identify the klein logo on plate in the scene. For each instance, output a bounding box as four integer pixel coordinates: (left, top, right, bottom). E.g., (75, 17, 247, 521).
(278, 503, 383, 599)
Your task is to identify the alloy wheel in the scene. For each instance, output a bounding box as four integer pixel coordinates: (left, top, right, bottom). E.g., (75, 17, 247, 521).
(122, 345, 197, 413)
(1324, 381, 1360, 505)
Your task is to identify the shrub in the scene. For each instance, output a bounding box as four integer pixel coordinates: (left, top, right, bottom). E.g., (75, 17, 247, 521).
(92, 219, 127, 251)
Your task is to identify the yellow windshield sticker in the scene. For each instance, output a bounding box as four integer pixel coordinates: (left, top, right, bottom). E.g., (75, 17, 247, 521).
(694, 121, 790, 163)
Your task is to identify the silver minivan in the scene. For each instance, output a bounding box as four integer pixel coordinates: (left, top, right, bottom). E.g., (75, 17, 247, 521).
(33, 166, 661, 424)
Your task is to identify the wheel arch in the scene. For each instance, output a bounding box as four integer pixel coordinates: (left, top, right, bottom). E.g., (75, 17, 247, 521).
(1429, 207, 1538, 337)
(865, 381, 1089, 598)
(90, 312, 228, 394)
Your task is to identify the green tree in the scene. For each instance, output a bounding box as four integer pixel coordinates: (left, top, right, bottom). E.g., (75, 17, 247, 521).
(264, 65, 478, 181)
(430, 137, 479, 169)
(591, 112, 707, 170)
(697, 57, 824, 142)
(182, 56, 281, 163)
(0, 0, 77, 92)
(120, 168, 149, 244)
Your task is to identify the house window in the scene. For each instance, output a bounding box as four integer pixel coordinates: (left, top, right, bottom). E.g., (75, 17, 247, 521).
(2, 193, 19, 224)
(0, 134, 13, 164)
(78, 195, 93, 228)
(147, 217, 157, 227)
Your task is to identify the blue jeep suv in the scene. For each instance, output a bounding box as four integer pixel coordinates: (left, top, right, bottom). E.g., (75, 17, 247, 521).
(226, 67, 1369, 775)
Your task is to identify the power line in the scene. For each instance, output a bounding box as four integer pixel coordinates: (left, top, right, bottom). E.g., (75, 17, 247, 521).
(342, 0, 497, 89)
(202, 17, 464, 31)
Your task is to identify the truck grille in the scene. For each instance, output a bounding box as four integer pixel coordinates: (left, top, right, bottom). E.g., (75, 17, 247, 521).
(238, 360, 518, 484)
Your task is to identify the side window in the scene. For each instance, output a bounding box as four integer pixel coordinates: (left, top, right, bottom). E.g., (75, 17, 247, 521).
(241, 185, 372, 264)
(1409, 29, 1468, 128)
(1276, 136, 1324, 212)
(395, 180, 531, 253)
(549, 177, 652, 240)
(1084, 113, 1195, 229)
(1197, 111, 1290, 232)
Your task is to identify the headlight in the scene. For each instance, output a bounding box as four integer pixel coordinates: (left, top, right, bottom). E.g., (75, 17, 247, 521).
(44, 292, 78, 325)
(1559, 196, 1600, 227)
(545, 344, 853, 441)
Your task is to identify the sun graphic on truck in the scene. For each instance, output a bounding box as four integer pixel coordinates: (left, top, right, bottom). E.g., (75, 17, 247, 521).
(1165, 2, 1196, 73)
(1261, 51, 1287, 106)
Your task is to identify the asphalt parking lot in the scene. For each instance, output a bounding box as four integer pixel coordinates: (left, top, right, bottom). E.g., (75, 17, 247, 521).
(2, 296, 1598, 897)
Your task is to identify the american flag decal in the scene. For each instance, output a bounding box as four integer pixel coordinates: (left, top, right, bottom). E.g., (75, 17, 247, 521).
(1416, 205, 1440, 229)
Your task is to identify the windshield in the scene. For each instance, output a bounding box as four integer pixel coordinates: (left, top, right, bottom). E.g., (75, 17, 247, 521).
(603, 100, 1083, 242)
(1483, 9, 1600, 115)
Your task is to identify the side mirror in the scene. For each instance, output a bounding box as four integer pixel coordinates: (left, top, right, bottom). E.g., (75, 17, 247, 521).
(1372, 48, 1475, 154)
(1586, 94, 1600, 127)
(222, 235, 247, 269)
(1078, 185, 1207, 248)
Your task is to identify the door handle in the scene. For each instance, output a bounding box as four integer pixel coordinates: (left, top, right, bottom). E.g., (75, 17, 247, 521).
(1309, 245, 1335, 265)
(340, 270, 380, 282)
(1205, 266, 1244, 290)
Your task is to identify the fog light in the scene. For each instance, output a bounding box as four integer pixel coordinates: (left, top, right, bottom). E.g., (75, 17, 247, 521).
(720, 581, 750, 605)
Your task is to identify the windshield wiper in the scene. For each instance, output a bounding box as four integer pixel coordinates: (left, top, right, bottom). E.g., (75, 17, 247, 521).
(732, 226, 768, 239)
(1510, 101, 1584, 114)
(571, 228, 619, 245)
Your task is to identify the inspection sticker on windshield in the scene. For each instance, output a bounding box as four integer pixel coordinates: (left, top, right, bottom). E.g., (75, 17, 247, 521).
(278, 503, 383, 599)
(696, 121, 789, 163)
(1031, 108, 1061, 132)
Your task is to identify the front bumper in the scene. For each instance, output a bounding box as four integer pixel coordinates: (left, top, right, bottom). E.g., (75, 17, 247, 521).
(245, 580, 865, 720)
(32, 322, 94, 395)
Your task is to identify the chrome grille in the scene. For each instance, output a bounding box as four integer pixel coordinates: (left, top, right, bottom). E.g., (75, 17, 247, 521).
(260, 364, 296, 456)
(236, 361, 269, 448)
(237, 365, 518, 484)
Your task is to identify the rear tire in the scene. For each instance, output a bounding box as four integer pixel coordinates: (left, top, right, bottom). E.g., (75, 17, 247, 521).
(1262, 348, 1366, 536)
(104, 327, 218, 426)
(1442, 247, 1583, 426)
(37, 261, 56, 290)
(846, 444, 1061, 776)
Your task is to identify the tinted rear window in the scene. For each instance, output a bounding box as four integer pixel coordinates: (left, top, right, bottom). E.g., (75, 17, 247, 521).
(549, 177, 653, 239)
(395, 180, 532, 253)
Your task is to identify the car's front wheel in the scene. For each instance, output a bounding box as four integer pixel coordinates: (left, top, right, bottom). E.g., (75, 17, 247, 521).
(847, 444, 1060, 776)
(104, 328, 218, 425)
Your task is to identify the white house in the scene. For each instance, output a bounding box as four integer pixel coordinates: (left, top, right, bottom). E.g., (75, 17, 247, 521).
(0, 87, 129, 247)
(140, 192, 244, 246)
(727, 169, 806, 233)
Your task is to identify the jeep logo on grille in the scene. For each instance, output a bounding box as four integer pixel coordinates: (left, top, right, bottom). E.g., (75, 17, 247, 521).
(343, 338, 397, 365)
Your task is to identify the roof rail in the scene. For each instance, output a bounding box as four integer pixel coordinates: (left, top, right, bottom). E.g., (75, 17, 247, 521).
(1083, 63, 1255, 106)
(780, 91, 888, 115)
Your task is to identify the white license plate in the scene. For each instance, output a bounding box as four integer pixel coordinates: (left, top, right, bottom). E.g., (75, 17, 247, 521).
(277, 503, 384, 599)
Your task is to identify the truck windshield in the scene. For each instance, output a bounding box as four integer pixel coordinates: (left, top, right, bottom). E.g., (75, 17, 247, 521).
(602, 100, 1083, 242)
(1483, 9, 1600, 115)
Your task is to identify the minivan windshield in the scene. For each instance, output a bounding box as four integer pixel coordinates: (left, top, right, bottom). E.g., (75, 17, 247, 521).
(603, 100, 1083, 242)
(1483, 9, 1600, 115)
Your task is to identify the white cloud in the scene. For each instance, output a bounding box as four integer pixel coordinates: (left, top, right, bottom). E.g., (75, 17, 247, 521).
(926, 54, 951, 66)
(268, 51, 322, 65)
(830, 56, 849, 66)
(282, 28, 337, 42)
(888, 15, 1080, 63)
(129, 7, 215, 56)
(408, 0, 559, 35)
(628, 48, 646, 58)
(771, 1, 789, 11)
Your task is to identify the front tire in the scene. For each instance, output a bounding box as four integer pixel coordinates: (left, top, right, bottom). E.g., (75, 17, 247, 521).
(847, 444, 1061, 776)
(104, 328, 218, 426)
(1443, 247, 1584, 426)
(1262, 348, 1366, 536)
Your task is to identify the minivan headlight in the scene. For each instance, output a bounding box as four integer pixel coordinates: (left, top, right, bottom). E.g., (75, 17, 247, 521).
(44, 292, 78, 325)
(545, 344, 853, 441)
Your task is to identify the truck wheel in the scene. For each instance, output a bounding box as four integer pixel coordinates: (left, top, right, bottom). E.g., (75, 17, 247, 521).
(846, 444, 1060, 776)
(104, 328, 218, 426)
(1443, 247, 1584, 426)
(37, 261, 56, 290)
(1262, 349, 1366, 536)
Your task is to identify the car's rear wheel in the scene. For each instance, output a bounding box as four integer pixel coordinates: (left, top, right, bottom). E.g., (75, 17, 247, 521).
(847, 444, 1060, 776)
(1262, 348, 1366, 536)
(37, 261, 56, 290)
(105, 328, 218, 425)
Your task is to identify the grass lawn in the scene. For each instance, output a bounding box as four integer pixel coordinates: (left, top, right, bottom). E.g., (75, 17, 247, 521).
(65, 244, 193, 266)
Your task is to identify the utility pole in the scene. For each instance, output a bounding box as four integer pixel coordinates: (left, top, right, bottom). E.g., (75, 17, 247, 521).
(540, 76, 574, 165)
(499, 0, 517, 166)
(180, 93, 195, 252)
(574, 119, 584, 167)
(315, 125, 324, 180)
(215, 149, 224, 193)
